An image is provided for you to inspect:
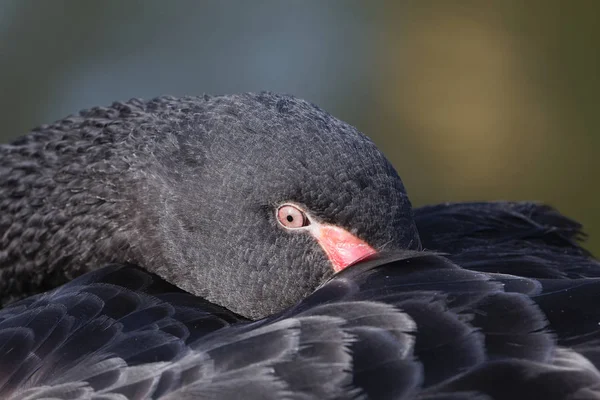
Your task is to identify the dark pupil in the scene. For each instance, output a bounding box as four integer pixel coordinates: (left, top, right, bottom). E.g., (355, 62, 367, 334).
(286, 215, 294, 223)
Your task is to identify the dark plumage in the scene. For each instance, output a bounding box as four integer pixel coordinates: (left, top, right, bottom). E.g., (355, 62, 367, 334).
(1, 92, 599, 399)
(0, 93, 418, 318)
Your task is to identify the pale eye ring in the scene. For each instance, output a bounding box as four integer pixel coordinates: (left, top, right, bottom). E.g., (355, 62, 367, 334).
(276, 204, 310, 229)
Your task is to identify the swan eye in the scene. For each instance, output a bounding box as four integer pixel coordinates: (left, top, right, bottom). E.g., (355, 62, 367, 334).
(277, 204, 310, 229)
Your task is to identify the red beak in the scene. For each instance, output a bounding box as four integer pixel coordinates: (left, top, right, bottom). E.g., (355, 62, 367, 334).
(309, 223, 377, 273)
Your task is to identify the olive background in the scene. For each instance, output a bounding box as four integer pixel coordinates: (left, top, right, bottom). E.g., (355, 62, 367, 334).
(1, 1, 598, 253)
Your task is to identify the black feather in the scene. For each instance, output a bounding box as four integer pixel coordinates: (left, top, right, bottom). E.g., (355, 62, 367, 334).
(2, 94, 600, 398)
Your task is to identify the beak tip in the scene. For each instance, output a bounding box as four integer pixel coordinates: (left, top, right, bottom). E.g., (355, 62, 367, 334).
(331, 246, 378, 273)
(312, 224, 378, 273)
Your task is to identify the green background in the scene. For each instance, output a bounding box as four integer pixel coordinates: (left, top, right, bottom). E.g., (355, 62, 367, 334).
(1, 1, 598, 253)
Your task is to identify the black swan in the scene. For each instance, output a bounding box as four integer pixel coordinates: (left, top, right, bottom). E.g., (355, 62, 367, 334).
(0, 92, 598, 399)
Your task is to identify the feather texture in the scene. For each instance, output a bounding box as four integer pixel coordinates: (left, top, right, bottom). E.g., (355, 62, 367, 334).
(2, 226, 600, 399)
(1, 194, 600, 399)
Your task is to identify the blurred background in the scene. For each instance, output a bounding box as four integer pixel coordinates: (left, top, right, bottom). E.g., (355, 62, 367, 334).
(1, 1, 598, 252)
